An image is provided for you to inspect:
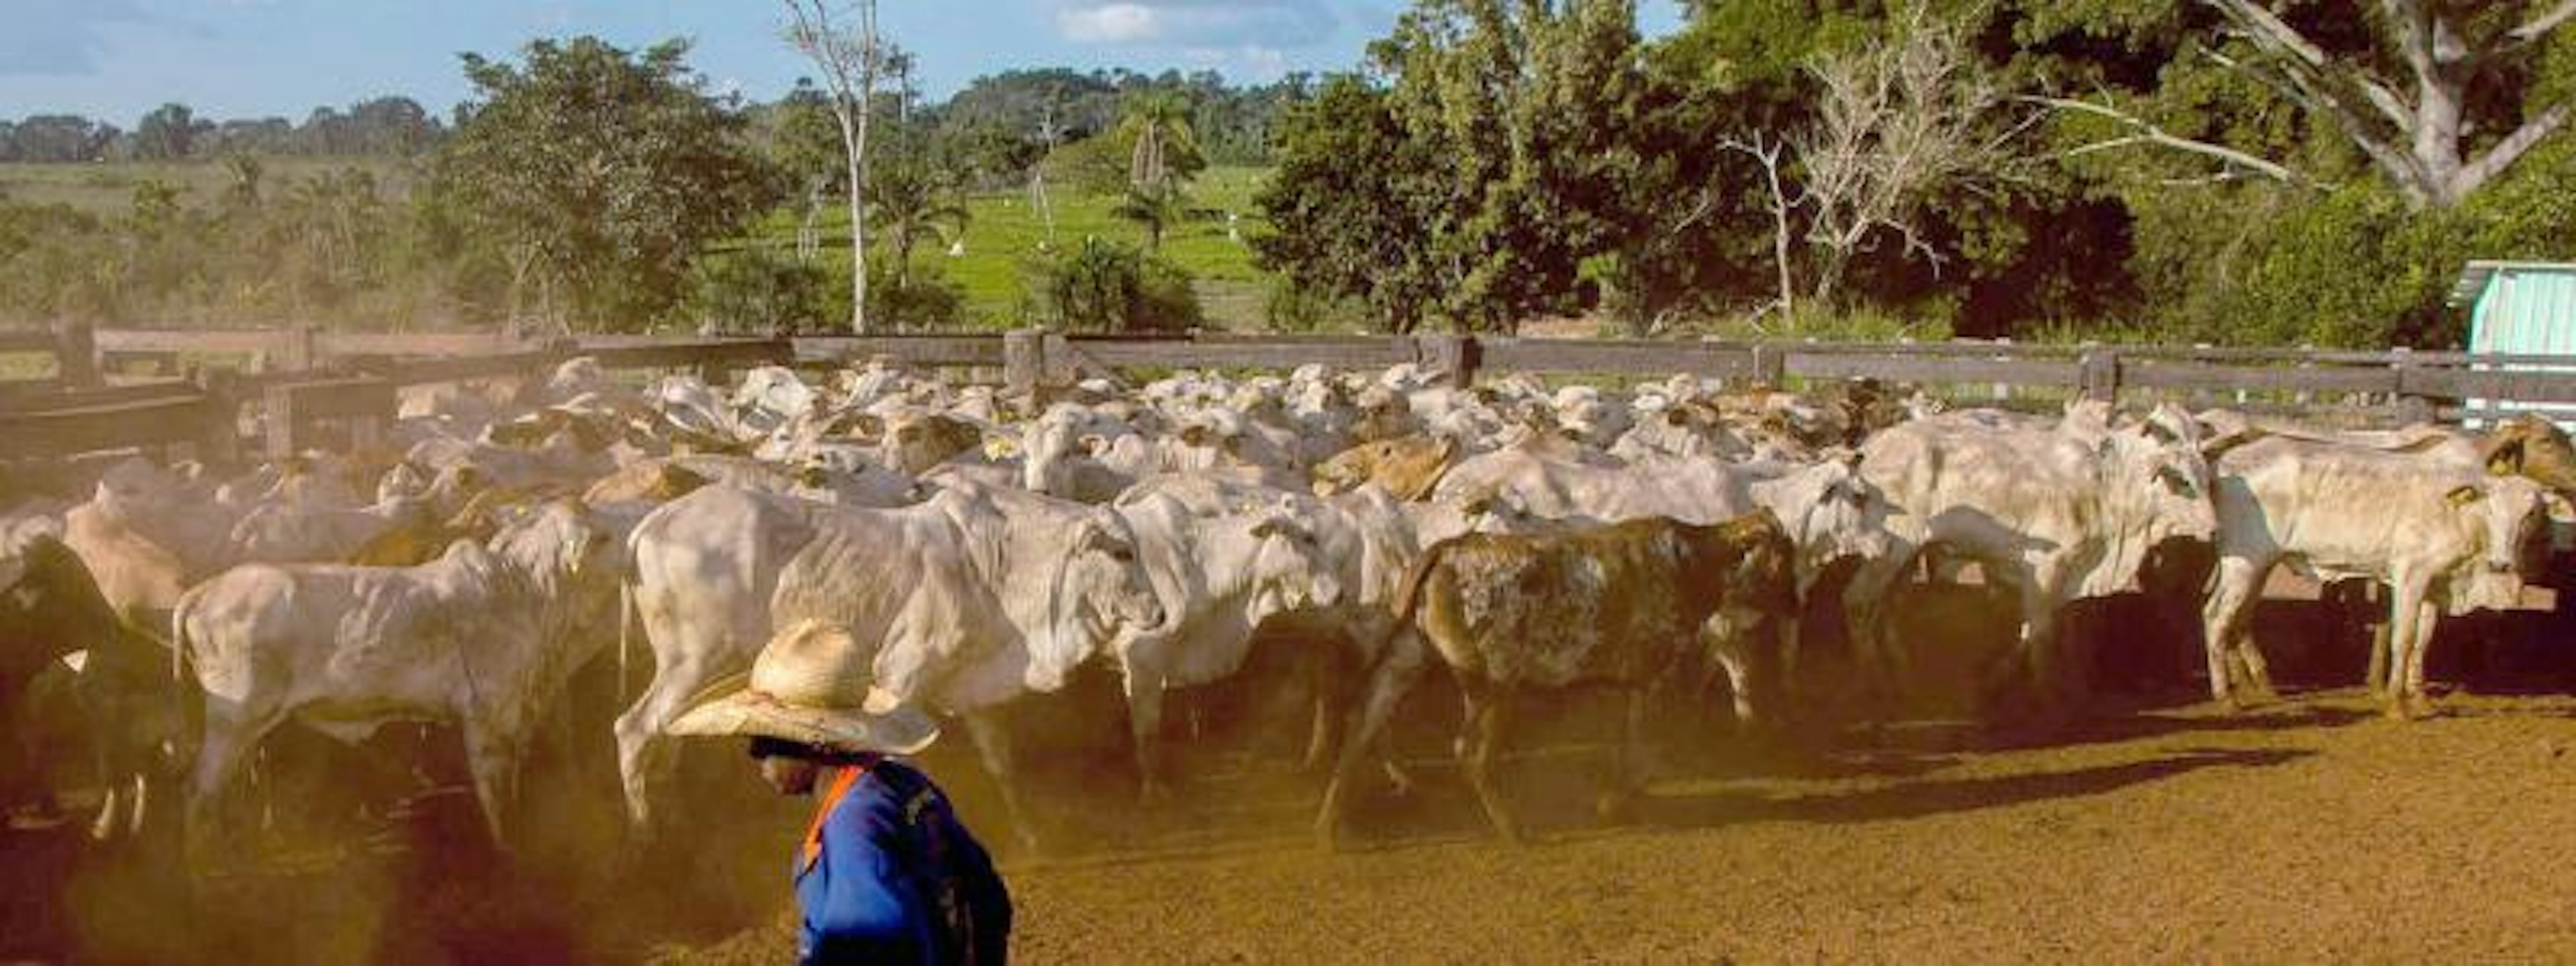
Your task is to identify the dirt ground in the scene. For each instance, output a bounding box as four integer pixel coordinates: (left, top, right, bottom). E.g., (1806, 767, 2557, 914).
(15, 594, 2576, 964)
(653, 690, 2576, 964)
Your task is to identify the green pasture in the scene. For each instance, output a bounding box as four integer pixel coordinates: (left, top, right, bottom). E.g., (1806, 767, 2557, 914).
(747, 165, 1278, 329)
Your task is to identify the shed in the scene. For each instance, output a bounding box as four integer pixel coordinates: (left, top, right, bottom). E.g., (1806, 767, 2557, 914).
(2449, 260, 2576, 426)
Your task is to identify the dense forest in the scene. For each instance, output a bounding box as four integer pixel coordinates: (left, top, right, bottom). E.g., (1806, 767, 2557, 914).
(2, 1, 2572, 347)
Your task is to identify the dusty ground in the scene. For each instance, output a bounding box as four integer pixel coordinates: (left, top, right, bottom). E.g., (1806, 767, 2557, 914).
(661, 689, 2576, 964)
(14, 594, 2576, 964)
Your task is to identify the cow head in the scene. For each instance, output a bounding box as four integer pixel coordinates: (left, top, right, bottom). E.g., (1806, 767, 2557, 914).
(490, 499, 623, 607)
(1760, 455, 1896, 598)
(2107, 402, 2219, 546)
(2481, 414, 2576, 498)
(1313, 434, 1456, 500)
(878, 411, 983, 476)
(2451, 478, 2552, 586)
(1242, 500, 1346, 617)
(1033, 510, 1167, 690)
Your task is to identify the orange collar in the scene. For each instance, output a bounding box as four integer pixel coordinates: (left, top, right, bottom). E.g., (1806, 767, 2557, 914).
(801, 763, 868, 873)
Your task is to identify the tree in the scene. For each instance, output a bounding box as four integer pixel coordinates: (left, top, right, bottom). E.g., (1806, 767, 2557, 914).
(2042, 1, 2576, 210)
(1783, 8, 2039, 309)
(136, 103, 203, 160)
(426, 37, 769, 331)
(862, 154, 968, 291)
(1254, 74, 1450, 332)
(1112, 182, 1185, 252)
(782, 0, 890, 333)
(1118, 89, 1202, 191)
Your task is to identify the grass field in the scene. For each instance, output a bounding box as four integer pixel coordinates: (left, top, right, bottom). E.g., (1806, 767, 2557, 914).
(3, 158, 1279, 331)
(747, 165, 1278, 330)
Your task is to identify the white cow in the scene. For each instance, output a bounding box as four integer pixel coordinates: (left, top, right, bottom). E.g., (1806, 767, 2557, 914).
(763, 481, 1165, 849)
(225, 494, 438, 564)
(1099, 479, 1346, 797)
(2200, 436, 2550, 717)
(174, 500, 622, 857)
(614, 484, 820, 837)
(1847, 402, 2218, 701)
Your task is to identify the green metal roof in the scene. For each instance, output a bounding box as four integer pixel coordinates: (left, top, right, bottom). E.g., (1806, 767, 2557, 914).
(2451, 260, 2576, 307)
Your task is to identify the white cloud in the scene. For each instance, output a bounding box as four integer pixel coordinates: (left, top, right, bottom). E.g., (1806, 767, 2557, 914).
(1183, 44, 1291, 80)
(1052, 1, 1338, 49)
(1058, 3, 1163, 43)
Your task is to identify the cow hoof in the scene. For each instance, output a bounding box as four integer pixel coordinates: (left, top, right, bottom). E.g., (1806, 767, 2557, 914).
(2383, 700, 2420, 722)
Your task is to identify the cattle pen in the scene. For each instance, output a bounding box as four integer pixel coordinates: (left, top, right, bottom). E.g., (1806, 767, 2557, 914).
(7, 323, 2576, 463)
(13, 322, 2576, 961)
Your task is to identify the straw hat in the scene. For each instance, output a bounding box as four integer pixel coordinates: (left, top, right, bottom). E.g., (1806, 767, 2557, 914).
(666, 619, 940, 755)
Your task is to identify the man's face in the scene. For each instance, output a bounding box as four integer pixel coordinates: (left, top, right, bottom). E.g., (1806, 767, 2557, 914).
(758, 754, 822, 796)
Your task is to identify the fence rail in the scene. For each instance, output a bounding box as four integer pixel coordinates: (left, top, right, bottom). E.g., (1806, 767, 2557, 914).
(9, 323, 2576, 462)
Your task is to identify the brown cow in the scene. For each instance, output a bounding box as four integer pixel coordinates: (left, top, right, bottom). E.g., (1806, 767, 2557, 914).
(1311, 434, 1458, 500)
(1316, 512, 1796, 847)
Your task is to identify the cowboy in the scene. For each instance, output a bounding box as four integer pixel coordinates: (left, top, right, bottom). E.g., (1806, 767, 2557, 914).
(669, 619, 1012, 965)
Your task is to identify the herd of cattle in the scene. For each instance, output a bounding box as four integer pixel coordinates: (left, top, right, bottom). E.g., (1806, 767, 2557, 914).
(3, 354, 2573, 861)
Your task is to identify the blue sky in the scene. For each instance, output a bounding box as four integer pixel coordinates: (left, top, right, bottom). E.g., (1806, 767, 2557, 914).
(0, 1, 1687, 125)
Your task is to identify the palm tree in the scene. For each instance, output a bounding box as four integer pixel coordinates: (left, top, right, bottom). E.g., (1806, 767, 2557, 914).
(1118, 90, 1199, 191)
(1111, 182, 1186, 252)
(863, 157, 969, 290)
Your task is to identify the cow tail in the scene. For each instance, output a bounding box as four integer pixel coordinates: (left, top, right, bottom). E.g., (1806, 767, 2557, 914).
(617, 580, 636, 698)
(168, 596, 191, 684)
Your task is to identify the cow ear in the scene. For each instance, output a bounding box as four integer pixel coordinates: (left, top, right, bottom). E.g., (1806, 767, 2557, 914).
(2483, 430, 2529, 475)
(2448, 484, 2485, 506)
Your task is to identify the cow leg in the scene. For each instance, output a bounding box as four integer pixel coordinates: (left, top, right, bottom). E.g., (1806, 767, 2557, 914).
(2402, 597, 2443, 718)
(1298, 640, 1350, 774)
(961, 709, 1043, 857)
(2382, 577, 2431, 720)
(612, 656, 706, 840)
(185, 708, 267, 870)
(2006, 572, 2070, 706)
(1314, 629, 1428, 850)
(1841, 549, 1918, 708)
(1597, 684, 1652, 824)
(1458, 681, 1522, 845)
(1120, 664, 1172, 804)
(2200, 555, 2270, 708)
(459, 717, 524, 852)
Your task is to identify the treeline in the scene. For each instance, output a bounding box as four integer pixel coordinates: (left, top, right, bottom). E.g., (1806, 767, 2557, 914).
(0, 97, 445, 162)
(0, 36, 1284, 334)
(1254, 0, 2576, 348)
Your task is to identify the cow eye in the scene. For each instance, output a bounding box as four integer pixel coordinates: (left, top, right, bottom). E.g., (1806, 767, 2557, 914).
(2158, 467, 2196, 497)
(1106, 547, 1132, 562)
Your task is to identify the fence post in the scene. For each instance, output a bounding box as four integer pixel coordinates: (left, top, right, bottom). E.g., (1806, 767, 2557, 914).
(281, 323, 318, 372)
(53, 322, 99, 389)
(2079, 349, 2121, 404)
(1750, 342, 1786, 388)
(2391, 346, 2436, 424)
(262, 382, 303, 462)
(2294, 343, 2316, 407)
(1419, 333, 1481, 387)
(1990, 336, 2012, 402)
(1004, 328, 1044, 396)
(193, 368, 243, 468)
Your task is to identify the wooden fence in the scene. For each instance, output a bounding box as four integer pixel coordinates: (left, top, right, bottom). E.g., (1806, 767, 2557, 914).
(7, 322, 2576, 464)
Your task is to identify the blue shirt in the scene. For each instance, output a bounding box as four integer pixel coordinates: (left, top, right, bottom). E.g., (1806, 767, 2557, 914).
(795, 758, 1012, 965)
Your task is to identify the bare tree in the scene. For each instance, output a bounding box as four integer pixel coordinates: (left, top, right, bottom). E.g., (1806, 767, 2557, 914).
(784, 0, 885, 333)
(1782, 7, 2039, 309)
(2044, 1, 2576, 209)
(1719, 133, 1797, 321)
